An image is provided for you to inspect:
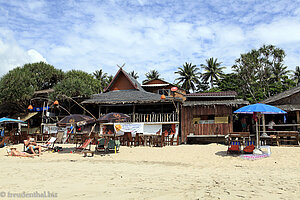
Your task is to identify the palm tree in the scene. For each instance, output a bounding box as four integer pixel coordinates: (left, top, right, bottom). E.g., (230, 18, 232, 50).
(271, 63, 290, 82)
(294, 66, 300, 85)
(201, 57, 225, 88)
(175, 62, 201, 93)
(93, 69, 108, 93)
(143, 70, 160, 83)
(129, 70, 139, 79)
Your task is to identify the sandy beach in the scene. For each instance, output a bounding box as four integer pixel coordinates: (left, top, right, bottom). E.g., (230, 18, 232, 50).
(0, 144, 300, 200)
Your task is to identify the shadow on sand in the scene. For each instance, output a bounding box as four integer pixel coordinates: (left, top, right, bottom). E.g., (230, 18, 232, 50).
(215, 151, 241, 157)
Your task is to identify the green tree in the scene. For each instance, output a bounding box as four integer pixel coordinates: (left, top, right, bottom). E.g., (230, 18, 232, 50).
(145, 70, 160, 81)
(201, 57, 225, 88)
(0, 62, 64, 114)
(293, 66, 300, 85)
(93, 69, 108, 93)
(129, 70, 139, 79)
(52, 70, 100, 99)
(175, 62, 201, 93)
(232, 44, 294, 103)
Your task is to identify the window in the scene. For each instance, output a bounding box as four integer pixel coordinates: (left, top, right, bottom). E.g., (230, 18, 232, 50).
(158, 89, 170, 96)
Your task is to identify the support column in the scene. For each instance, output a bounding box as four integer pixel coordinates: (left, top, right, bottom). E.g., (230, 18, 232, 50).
(297, 111, 300, 129)
(132, 105, 136, 122)
(262, 114, 266, 134)
(98, 105, 102, 118)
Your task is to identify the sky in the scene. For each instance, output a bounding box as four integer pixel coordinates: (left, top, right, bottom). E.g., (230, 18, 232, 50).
(1, 0, 300, 83)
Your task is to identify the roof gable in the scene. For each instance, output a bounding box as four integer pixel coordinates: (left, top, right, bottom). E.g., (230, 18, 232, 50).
(104, 68, 144, 92)
(142, 79, 170, 85)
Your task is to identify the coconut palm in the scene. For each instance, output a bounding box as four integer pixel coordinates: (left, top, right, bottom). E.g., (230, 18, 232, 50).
(293, 66, 300, 85)
(143, 70, 160, 83)
(175, 62, 201, 93)
(201, 57, 225, 88)
(129, 70, 139, 79)
(93, 69, 108, 93)
(271, 63, 290, 82)
(145, 70, 160, 80)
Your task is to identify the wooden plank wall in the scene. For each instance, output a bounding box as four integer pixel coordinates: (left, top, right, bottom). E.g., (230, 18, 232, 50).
(181, 105, 233, 142)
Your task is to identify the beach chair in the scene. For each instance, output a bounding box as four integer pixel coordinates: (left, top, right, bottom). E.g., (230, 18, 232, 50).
(243, 141, 255, 154)
(106, 139, 120, 153)
(76, 138, 92, 152)
(95, 138, 108, 152)
(0, 136, 10, 148)
(40, 137, 57, 150)
(227, 141, 241, 154)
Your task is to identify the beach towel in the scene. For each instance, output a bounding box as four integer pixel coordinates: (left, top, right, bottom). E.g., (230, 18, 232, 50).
(240, 153, 270, 160)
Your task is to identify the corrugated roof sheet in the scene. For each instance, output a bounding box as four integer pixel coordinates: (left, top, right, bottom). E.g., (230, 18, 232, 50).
(186, 91, 237, 97)
(263, 85, 300, 104)
(183, 99, 249, 107)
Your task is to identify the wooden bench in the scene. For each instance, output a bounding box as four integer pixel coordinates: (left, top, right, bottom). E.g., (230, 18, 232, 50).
(276, 131, 299, 146)
(82, 151, 94, 157)
(228, 132, 250, 146)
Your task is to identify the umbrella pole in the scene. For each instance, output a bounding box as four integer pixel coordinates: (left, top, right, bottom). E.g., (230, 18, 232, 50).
(256, 120, 259, 148)
(262, 114, 266, 135)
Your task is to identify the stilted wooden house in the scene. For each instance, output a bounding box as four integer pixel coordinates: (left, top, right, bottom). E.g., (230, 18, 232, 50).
(263, 85, 300, 125)
(82, 68, 183, 139)
(181, 91, 248, 143)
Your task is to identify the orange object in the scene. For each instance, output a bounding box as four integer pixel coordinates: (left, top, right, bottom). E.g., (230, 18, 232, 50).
(28, 105, 33, 110)
(160, 94, 166, 99)
(53, 100, 59, 105)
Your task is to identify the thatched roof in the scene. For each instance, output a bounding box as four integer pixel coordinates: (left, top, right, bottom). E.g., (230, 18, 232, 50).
(263, 85, 300, 104)
(183, 99, 249, 107)
(82, 90, 182, 105)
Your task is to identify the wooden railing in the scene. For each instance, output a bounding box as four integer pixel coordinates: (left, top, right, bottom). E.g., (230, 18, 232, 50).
(98, 112, 179, 123)
(129, 113, 179, 123)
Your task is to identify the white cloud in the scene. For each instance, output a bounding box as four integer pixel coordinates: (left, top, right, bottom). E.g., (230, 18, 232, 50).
(0, 30, 47, 76)
(1, 0, 300, 82)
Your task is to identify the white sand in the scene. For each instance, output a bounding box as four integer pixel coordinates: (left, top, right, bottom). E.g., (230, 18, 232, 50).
(0, 144, 300, 200)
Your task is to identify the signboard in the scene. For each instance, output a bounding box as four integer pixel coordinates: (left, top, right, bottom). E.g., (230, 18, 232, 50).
(215, 116, 228, 124)
(43, 124, 58, 134)
(114, 123, 144, 136)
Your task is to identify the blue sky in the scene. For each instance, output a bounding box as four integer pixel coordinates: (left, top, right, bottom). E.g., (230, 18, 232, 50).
(1, 0, 300, 82)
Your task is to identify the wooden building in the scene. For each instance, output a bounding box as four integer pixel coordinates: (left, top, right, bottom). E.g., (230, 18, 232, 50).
(142, 79, 186, 100)
(82, 68, 183, 138)
(181, 91, 248, 143)
(263, 85, 300, 125)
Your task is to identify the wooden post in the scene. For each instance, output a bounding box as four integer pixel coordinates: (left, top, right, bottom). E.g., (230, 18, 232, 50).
(297, 111, 300, 129)
(98, 105, 101, 118)
(133, 105, 136, 122)
(41, 101, 45, 142)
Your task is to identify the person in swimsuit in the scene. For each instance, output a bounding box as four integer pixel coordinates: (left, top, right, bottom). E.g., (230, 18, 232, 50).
(7, 148, 34, 158)
(24, 138, 42, 155)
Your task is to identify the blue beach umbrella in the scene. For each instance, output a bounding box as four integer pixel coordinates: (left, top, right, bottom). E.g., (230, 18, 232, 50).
(0, 117, 25, 124)
(234, 103, 286, 148)
(0, 117, 25, 138)
(234, 103, 287, 114)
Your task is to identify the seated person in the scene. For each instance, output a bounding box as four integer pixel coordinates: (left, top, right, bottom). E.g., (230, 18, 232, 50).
(7, 148, 34, 158)
(267, 120, 276, 131)
(24, 138, 41, 155)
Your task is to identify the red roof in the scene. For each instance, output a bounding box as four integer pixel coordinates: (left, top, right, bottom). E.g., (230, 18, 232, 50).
(186, 91, 237, 97)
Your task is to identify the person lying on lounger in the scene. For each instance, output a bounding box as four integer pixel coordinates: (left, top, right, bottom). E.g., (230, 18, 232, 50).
(7, 148, 34, 158)
(24, 138, 42, 155)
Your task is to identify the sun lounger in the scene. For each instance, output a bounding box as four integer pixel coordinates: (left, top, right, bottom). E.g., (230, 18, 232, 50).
(76, 138, 92, 152)
(40, 137, 57, 150)
(243, 141, 255, 154)
(0, 136, 10, 148)
(227, 141, 241, 154)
